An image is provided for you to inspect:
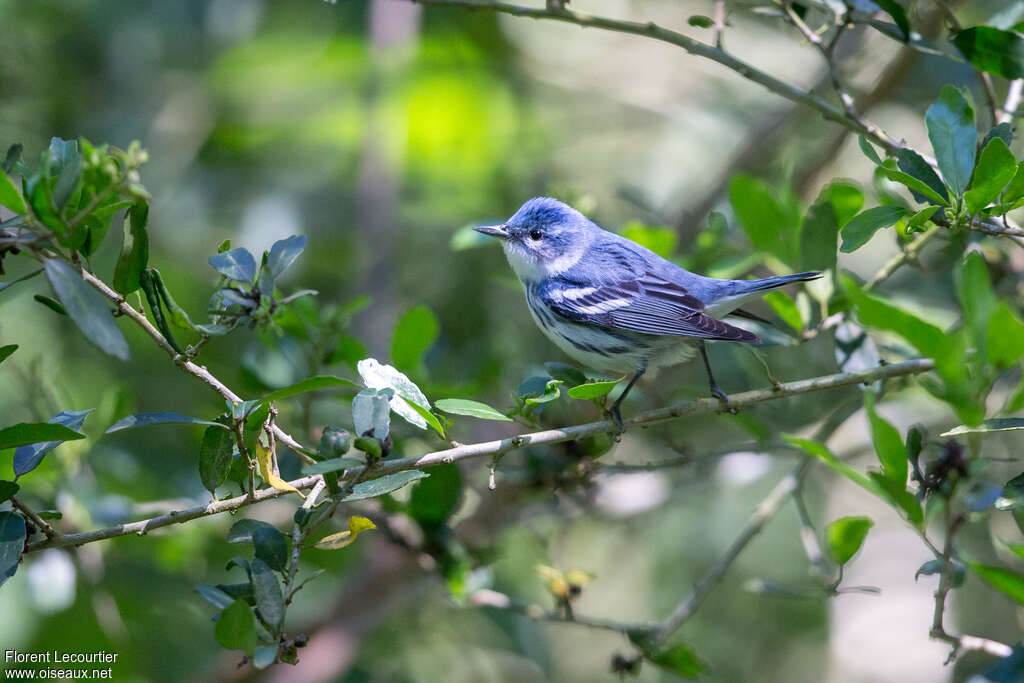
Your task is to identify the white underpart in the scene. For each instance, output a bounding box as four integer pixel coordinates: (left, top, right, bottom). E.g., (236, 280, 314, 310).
(574, 298, 631, 314)
(704, 291, 758, 318)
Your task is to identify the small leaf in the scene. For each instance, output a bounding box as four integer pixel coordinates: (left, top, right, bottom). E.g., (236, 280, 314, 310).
(215, 599, 257, 654)
(925, 85, 977, 198)
(254, 442, 304, 499)
(0, 345, 16, 364)
(967, 562, 1024, 604)
(391, 306, 439, 374)
(620, 222, 678, 258)
(864, 391, 907, 485)
(399, 396, 446, 438)
(965, 137, 1017, 214)
(762, 291, 803, 331)
(953, 26, 1024, 80)
(313, 515, 376, 550)
(942, 418, 1024, 437)
(858, 136, 882, 165)
(259, 375, 360, 405)
(544, 362, 588, 387)
(353, 389, 392, 440)
(0, 511, 26, 588)
(522, 378, 563, 405)
(647, 643, 706, 679)
(253, 646, 278, 670)
(0, 481, 18, 504)
(226, 518, 280, 544)
(112, 202, 149, 294)
(106, 412, 228, 434)
(196, 584, 235, 610)
(567, 377, 625, 400)
(44, 259, 130, 361)
(987, 305, 1024, 367)
(33, 294, 66, 316)
(0, 172, 26, 215)
(252, 526, 289, 571)
(840, 206, 907, 252)
(784, 435, 889, 501)
(434, 398, 513, 422)
(896, 149, 949, 205)
(340, 470, 429, 501)
(0, 422, 85, 451)
(880, 167, 948, 206)
(14, 409, 92, 478)
(250, 557, 284, 630)
(266, 235, 306, 278)
(209, 248, 257, 283)
(301, 457, 363, 475)
(826, 516, 873, 565)
(687, 15, 714, 28)
(199, 423, 234, 496)
(357, 358, 432, 429)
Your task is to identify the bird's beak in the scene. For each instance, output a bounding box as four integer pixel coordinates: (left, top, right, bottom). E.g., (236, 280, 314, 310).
(473, 224, 509, 240)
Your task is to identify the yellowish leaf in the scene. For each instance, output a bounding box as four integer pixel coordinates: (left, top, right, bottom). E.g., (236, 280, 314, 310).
(254, 442, 304, 499)
(313, 515, 376, 550)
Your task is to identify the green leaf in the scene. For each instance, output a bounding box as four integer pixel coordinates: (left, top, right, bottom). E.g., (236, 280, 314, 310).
(521, 377, 563, 405)
(942, 418, 1024, 436)
(956, 251, 997, 359)
(687, 15, 714, 28)
(0, 345, 16, 365)
(987, 305, 1024, 367)
(762, 291, 802, 331)
(0, 481, 18, 504)
(209, 248, 257, 283)
(647, 643, 705, 678)
(259, 375, 360, 405)
(0, 422, 85, 451)
(566, 376, 625, 400)
(252, 526, 289, 572)
(215, 599, 257, 654)
(14, 409, 92, 478)
(33, 294, 66, 316)
(784, 435, 888, 500)
(199, 423, 234, 496)
(620, 221, 677, 258)
(353, 436, 382, 458)
(873, 0, 909, 41)
(908, 206, 940, 230)
(867, 471, 923, 527)
(434, 398, 513, 422)
(826, 516, 874, 565)
(953, 26, 1024, 80)
(925, 85, 977, 198)
(300, 457, 363, 475)
(112, 202, 149, 295)
(44, 259, 130, 361)
(879, 166, 949, 206)
(896, 149, 949, 205)
(840, 205, 907, 252)
(357, 358, 432, 430)
(400, 397, 446, 438)
(266, 235, 306, 278)
(341, 470, 429, 501)
(800, 182, 863, 271)
(391, 305, 439, 374)
(842, 274, 946, 358)
(408, 462, 462, 527)
(0, 172, 26, 215)
(1004, 162, 1024, 204)
(196, 584, 236, 610)
(0, 511, 26, 589)
(967, 562, 1024, 604)
(965, 137, 1017, 214)
(353, 388, 392, 440)
(729, 174, 797, 264)
(106, 412, 228, 434)
(858, 136, 882, 165)
(864, 391, 907, 485)
(312, 516, 376, 550)
(226, 518, 279, 544)
(49, 138, 80, 211)
(253, 646, 278, 669)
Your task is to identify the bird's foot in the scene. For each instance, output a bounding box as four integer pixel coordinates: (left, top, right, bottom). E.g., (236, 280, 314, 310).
(604, 404, 626, 442)
(710, 385, 738, 414)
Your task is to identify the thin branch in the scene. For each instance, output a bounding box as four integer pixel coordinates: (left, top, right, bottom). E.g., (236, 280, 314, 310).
(25, 358, 936, 553)
(10, 497, 57, 539)
(932, 0, 998, 126)
(863, 224, 942, 291)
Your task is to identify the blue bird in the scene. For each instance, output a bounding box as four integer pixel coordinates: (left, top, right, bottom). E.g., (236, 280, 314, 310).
(474, 197, 820, 428)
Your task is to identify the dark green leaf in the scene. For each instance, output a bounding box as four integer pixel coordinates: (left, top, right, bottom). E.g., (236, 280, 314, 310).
(199, 423, 234, 495)
(763, 291, 802, 331)
(391, 306, 439, 373)
(925, 85, 977, 197)
(840, 206, 907, 252)
(687, 15, 713, 28)
(567, 377, 625, 400)
(266, 235, 306, 278)
(1004, 162, 1024, 204)
(864, 391, 907, 485)
(353, 436, 382, 458)
(983, 122, 1014, 149)
(0, 172, 26, 215)
(647, 643, 705, 678)
(544, 362, 587, 387)
(0, 511, 26, 588)
(967, 562, 1024, 604)
(896, 149, 949, 205)
(112, 202, 149, 294)
(0, 422, 85, 451)
(249, 557, 284, 630)
(953, 26, 1024, 80)
(317, 427, 351, 459)
(209, 248, 257, 283)
(300, 457, 363, 475)
(196, 584, 235, 610)
(252, 526, 288, 572)
(353, 388, 391, 439)
(729, 174, 797, 264)
(106, 412, 227, 434)
(965, 137, 1017, 214)
(408, 462, 462, 527)
(435, 398, 513, 422)
(956, 251, 997, 359)
(215, 599, 257, 654)
(14, 409, 92, 478)
(44, 259, 129, 361)
(0, 481, 18, 504)
(226, 518, 279, 545)
(942, 418, 1024, 436)
(0, 345, 16, 364)
(879, 167, 949, 206)
(858, 135, 882, 165)
(826, 516, 873, 565)
(33, 294, 66, 316)
(51, 139, 80, 210)
(259, 375, 360, 405)
(341, 470, 429, 501)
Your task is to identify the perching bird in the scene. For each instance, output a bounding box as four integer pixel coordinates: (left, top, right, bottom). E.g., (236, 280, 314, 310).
(474, 197, 819, 427)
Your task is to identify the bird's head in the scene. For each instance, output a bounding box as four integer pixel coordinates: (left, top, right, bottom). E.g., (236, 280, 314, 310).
(474, 197, 594, 282)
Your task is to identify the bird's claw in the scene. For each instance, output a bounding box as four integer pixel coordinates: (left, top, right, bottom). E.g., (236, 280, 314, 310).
(710, 385, 738, 414)
(604, 405, 625, 441)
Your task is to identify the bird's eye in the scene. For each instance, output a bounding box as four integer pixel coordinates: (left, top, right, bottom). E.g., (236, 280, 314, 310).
(529, 229, 543, 240)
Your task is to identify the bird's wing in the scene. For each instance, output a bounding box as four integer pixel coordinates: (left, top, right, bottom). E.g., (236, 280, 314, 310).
(543, 267, 760, 343)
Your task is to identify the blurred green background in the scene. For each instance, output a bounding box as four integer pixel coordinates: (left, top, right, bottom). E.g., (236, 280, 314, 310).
(1, 0, 1022, 681)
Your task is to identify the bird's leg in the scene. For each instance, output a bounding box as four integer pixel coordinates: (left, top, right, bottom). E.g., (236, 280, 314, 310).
(699, 341, 732, 407)
(605, 367, 645, 434)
